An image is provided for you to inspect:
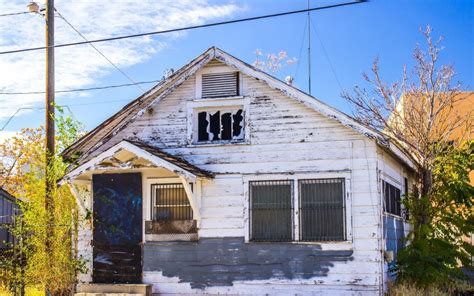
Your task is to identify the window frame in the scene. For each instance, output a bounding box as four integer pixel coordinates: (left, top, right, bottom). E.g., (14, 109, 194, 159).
(195, 107, 245, 144)
(249, 180, 295, 242)
(150, 183, 193, 221)
(298, 178, 347, 242)
(186, 97, 250, 146)
(243, 173, 353, 246)
(143, 177, 200, 242)
(382, 179, 402, 218)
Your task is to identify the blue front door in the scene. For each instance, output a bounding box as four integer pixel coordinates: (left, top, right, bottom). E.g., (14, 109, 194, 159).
(92, 173, 142, 283)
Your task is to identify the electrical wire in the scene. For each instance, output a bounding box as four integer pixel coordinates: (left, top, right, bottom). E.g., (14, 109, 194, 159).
(0, 11, 33, 17)
(0, 79, 161, 95)
(55, 9, 145, 91)
(0, 107, 43, 131)
(63, 99, 131, 106)
(310, 19, 344, 91)
(1, 104, 81, 131)
(0, 1, 365, 132)
(0, 98, 138, 131)
(0, 1, 365, 55)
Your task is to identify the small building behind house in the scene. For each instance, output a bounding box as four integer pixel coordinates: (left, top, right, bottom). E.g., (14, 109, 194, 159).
(0, 188, 18, 257)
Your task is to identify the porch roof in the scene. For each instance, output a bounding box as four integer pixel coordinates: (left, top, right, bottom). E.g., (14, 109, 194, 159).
(123, 140, 213, 178)
(62, 140, 213, 183)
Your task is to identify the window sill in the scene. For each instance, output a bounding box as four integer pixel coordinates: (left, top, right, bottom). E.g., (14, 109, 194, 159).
(145, 220, 197, 235)
(145, 233, 198, 242)
(187, 140, 250, 148)
(194, 96, 244, 102)
(245, 240, 353, 250)
(383, 212, 405, 220)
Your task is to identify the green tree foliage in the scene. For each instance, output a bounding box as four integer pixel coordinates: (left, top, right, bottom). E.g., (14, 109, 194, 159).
(397, 141, 474, 286)
(0, 108, 85, 295)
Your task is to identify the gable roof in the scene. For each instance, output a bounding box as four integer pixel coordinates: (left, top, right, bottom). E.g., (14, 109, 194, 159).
(62, 47, 416, 170)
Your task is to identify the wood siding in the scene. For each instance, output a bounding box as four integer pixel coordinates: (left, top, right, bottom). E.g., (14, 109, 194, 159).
(377, 146, 413, 289)
(76, 60, 395, 294)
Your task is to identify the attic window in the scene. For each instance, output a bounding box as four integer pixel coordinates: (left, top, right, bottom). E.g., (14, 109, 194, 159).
(196, 108, 244, 143)
(201, 72, 239, 98)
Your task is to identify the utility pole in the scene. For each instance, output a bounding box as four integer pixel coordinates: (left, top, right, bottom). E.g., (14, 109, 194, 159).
(46, 0, 55, 161)
(45, 1, 55, 294)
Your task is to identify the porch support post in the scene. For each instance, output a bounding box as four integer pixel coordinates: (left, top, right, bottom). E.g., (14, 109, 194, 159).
(178, 175, 201, 224)
(67, 182, 87, 216)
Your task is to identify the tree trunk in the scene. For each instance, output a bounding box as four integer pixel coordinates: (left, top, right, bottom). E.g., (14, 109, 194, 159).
(413, 167, 433, 240)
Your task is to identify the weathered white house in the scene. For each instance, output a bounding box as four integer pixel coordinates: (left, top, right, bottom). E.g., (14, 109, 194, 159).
(62, 47, 415, 295)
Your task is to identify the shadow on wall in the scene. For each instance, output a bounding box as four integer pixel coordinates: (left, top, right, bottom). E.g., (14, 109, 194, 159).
(144, 237, 353, 289)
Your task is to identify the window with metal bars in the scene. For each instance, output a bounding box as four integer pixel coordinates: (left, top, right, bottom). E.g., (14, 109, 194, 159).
(201, 72, 239, 98)
(151, 183, 193, 221)
(249, 180, 293, 242)
(383, 180, 401, 216)
(299, 179, 346, 241)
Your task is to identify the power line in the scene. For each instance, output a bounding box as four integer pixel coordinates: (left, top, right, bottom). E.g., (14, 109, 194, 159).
(65, 99, 131, 106)
(55, 9, 145, 91)
(0, 1, 365, 56)
(0, 99, 134, 131)
(0, 107, 43, 131)
(0, 11, 33, 17)
(0, 79, 161, 95)
(1, 104, 82, 132)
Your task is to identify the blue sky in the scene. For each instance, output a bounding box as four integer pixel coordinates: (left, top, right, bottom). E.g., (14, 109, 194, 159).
(0, 0, 472, 139)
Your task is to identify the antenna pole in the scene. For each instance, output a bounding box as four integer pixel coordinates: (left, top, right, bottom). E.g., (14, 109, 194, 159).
(307, 0, 312, 95)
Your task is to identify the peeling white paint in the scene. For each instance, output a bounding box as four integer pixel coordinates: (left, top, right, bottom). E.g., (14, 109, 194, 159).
(65, 50, 418, 295)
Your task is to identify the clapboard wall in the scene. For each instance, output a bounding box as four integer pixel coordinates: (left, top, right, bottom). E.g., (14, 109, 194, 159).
(377, 146, 412, 289)
(76, 60, 391, 295)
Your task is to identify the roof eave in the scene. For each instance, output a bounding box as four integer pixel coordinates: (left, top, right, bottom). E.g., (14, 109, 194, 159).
(62, 140, 213, 184)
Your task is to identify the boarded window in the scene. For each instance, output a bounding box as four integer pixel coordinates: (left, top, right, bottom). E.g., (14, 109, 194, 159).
(383, 180, 401, 216)
(201, 72, 239, 98)
(196, 109, 244, 143)
(151, 184, 192, 221)
(250, 180, 293, 242)
(299, 179, 346, 241)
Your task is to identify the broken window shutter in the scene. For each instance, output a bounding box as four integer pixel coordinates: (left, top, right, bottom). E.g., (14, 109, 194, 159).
(201, 72, 239, 98)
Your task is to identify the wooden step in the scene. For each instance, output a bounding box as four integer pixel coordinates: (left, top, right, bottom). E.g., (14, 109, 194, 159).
(75, 293, 144, 296)
(76, 284, 152, 296)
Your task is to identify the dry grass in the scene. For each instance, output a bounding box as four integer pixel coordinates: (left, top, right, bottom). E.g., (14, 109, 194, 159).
(0, 284, 43, 296)
(387, 281, 474, 296)
(387, 283, 449, 296)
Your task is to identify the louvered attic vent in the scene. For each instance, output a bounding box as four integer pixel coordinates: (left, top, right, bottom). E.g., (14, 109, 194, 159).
(201, 72, 239, 98)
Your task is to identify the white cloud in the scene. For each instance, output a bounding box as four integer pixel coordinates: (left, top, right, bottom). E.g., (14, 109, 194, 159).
(0, 131, 16, 143)
(0, 0, 242, 121)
